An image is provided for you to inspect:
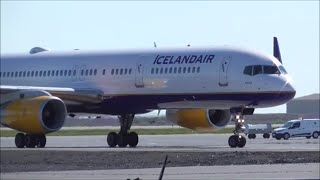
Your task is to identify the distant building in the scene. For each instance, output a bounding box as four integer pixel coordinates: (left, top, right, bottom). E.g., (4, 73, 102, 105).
(287, 93, 320, 117)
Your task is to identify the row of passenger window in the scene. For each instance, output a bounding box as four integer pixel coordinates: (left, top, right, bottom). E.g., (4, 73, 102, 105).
(243, 65, 287, 76)
(0, 69, 99, 78)
(151, 67, 200, 74)
(110, 68, 133, 75)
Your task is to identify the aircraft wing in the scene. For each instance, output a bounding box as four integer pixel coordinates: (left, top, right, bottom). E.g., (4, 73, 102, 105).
(0, 85, 104, 105)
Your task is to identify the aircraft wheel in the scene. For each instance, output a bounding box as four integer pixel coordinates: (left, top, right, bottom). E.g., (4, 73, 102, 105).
(283, 133, 290, 140)
(228, 135, 238, 148)
(128, 132, 139, 147)
(306, 136, 311, 139)
(312, 132, 319, 139)
(15, 133, 26, 148)
(248, 134, 252, 139)
(25, 134, 36, 148)
(252, 134, 256, 139)
(107, 132, 118, 147)
(237, 135, 246, 148)
(37, 135, 46, 148)
(117, 133, 128, 148)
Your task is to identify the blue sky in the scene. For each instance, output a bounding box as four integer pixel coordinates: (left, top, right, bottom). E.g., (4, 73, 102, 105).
(1, 1, 319, 114)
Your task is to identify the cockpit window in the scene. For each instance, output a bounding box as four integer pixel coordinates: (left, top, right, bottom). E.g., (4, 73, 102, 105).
(252, 65, 262, 75)
(279, 66, 288, 74)
(243, 66, 252, 75)
(263, 65, 280, 74)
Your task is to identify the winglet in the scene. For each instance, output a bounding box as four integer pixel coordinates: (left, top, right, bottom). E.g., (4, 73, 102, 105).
(273, 37, 282, 64)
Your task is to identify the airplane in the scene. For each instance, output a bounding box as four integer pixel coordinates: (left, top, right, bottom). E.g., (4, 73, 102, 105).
(0, 37, 295, 148)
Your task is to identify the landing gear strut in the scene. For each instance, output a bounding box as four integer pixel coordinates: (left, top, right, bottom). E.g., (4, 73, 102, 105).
(228, 113, 247, 148)
(15, 133, 46, 148)
(107, 114, 139, 148)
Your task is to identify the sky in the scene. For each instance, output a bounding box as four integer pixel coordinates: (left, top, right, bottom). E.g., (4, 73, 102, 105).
(1, 1, 319, 114)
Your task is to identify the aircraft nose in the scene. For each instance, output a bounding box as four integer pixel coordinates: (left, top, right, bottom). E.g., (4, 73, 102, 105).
(279, 81, 296, 101)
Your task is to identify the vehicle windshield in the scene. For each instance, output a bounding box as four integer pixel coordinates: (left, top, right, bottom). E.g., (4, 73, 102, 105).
(282, 122, 293, 128)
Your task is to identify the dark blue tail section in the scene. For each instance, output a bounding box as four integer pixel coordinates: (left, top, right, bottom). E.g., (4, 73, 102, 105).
(273, 37, 282, 64)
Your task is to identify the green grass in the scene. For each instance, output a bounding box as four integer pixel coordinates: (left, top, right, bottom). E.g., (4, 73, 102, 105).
(0, 127, 235, 137)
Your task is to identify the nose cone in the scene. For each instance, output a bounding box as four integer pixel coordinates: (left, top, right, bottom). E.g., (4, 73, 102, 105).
(279, 81, 296, 102)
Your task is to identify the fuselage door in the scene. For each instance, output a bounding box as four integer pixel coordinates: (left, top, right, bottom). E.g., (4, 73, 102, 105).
(219, 56, 232, 86)
(135, 58, 144, 88)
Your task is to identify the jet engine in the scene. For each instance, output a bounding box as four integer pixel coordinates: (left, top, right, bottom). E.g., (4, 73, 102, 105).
(166, 109, 231, 132)
(1, 96, 66, 134)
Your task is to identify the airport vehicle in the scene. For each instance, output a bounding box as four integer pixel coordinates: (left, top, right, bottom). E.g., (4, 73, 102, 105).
(272, 119, 320, 140)
(245, 123, 272, 139)
(0, 37, 295, 148)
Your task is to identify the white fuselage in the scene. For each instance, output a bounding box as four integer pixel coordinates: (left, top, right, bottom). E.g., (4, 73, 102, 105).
(0, 46, 296, 113)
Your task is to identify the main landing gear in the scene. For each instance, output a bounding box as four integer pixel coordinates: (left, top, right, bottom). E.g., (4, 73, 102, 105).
(15, 133, 46, 148)
(107, 114, 139, 148)
(228, 114, 247, 148)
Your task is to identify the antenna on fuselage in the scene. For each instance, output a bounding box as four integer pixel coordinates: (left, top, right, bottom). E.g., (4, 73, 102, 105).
(154, 42, 157, 48)
(273, 37, 282, 64)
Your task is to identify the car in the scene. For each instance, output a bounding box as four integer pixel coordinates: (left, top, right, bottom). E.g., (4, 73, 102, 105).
(272, 119, 320, 140)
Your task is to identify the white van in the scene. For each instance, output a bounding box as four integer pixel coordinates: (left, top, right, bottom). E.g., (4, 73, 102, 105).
(272, 119, 320, 140)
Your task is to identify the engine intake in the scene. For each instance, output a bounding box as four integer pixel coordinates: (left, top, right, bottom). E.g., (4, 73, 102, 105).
(1, 96, 66, 134)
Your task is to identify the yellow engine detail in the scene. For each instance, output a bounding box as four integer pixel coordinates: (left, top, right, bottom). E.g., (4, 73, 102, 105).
(166, 109, 231, 132)
(1, 96, 66, 134)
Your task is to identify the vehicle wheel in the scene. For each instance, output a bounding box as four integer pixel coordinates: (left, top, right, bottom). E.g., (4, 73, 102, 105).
(237, 136, 246, 148)
(117, 133, 128, 148)
(263, 133, 270, 139)
(283, 133, 290, 140)
(252, 134, 256, 139)
(306, 136, 311, 139)
(276, 137, 281, 140)
(312, 132, 319, 139)
(228, 135, 238, 148)
(128, 132, 138, 147)
(15, 133, 25, 148)
(38, 135, 46, 148)
(25, 134, 36, 148)
(107, 132, 118, 147)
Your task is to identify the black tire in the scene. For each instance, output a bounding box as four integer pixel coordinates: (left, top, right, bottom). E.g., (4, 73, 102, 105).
(276, 137, 281, 140)
(252, 134, 256, 139)
(38, 135, 46, 148)
(306, 136, 311, 139)
(283, 133, 290, 140)
(263, 133, 270, 139)
(228, 135, 238, 148)
(25, 134, 36, 148)
(237, 136, 246, 148)
(312, 132, 319, 139)
(248, 134, 252, 139)
(107, 132, 118, 147)
(15, 133, 25, 148)
(117, 134, 128, 148)
(128, 132, 139, 147)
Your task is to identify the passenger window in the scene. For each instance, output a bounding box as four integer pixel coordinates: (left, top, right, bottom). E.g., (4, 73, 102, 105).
(292, 122, 300, 129)
(35, 71, 38, 77)
(64, 70, 68, 76)
(169, 67, 173, 74)
(43, 71, 46, 77)
(124, 69, 128, 75)
(183, 67, 186, 73)
(81, 70, 84, 76)
(68, 70, 72, 76)
(252, 65, 262, 75)
(129, 69, 132, 74)
(197, 67, 200, 73)
(178, 67, 182, 73)
(60, 70, 63, 76)
(174, 67, 177, 73)
(39, 71, 43, 77)
(165, 68, 168, 74)
(155, 68, 159, 74)
(192, 67, 196, 73)
(151, 68, 154, 74)
(47, 71, 51, 77)
(188, 67, 191, 73)
(89, 69, 93, 76)
(120, 69, 123, 75)
(23, 71, 26, 77)
(115, 69, 119, 75)
(94, 69, 97, 76)
(73, 70, 76, 76)
(27, 71, 30, 77)
(55, 70, 59, 76)
(111, 69, 114, 75)
(243, 66, 252, 76)
(103, 69, 106, 75)
(51, 70, 55, 76)
(85, 69, 89, 76)
(31, 71, 34, 77)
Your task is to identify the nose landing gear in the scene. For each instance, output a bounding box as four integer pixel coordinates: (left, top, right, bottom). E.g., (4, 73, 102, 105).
(228, 114, 247, 148)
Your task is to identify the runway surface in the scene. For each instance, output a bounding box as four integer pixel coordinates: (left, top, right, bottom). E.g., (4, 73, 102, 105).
(1, 134, 319, 151)
(1, 163, 319, 180)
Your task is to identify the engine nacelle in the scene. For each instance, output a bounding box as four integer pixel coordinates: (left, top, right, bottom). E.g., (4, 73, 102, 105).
(1, 96, 66, 134)
(166, 109, 231, 132)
